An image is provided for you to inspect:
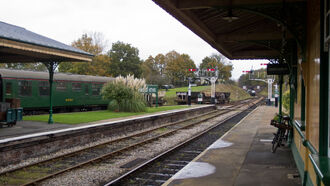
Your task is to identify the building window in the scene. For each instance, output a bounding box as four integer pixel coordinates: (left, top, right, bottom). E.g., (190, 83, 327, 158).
(39, 81, 49, 96)
(18, 80, 32, 96)
(56, 81, 67, 91)
(72, 83, 82, 92)
(92, 83, 102, 96)
(5, 82, 12, 95)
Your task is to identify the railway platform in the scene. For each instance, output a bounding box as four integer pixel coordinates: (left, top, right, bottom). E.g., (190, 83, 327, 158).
(163, 106, 301, 186)
(0, 105, 211, 140)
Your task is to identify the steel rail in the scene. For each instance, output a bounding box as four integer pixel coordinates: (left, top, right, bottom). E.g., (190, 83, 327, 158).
(3, 103, 247, 186)
(106, 98, 263, 185)
(23, 104, 245, 186)
(0, 108, 222, 176)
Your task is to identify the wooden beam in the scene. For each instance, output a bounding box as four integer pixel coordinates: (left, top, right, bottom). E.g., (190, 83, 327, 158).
(0, 53, 66, 63)
(176, 0, 306, 10)
(217, 32, 291, 42)
(232, 49, 279, 57)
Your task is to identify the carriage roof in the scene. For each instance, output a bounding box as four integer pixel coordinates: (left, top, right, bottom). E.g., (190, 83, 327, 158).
(0, 69, 114, 83)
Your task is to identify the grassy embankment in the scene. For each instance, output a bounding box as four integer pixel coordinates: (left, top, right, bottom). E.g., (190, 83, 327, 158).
(24, 84, 250, 124)
(24, 105, 189, 124)
(164, 84, 251, 105)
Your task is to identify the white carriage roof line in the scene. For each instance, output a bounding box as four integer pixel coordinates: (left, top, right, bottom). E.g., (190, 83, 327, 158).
(0, 69, 114, 83)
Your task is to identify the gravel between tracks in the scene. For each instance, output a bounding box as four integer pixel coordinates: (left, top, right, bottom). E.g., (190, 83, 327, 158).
(0, 125, 163, 174)
(40, 106, 248, 186)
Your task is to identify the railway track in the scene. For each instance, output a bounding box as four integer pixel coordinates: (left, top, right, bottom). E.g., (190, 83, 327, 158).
(0, 99, 259, 185)
(106, 98, 263, 186)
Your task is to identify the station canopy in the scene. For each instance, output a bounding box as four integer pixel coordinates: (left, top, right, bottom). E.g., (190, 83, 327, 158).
(0, 21, 93, 63)
(153, 0, 306, 60)
(0, 21, 93, 124)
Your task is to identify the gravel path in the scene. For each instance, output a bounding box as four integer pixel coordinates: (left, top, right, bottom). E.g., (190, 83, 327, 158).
(0, 125, 162, 174)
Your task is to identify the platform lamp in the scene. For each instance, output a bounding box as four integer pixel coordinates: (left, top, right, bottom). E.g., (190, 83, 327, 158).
(222, 1, 239, 23)
(222, 9, 239, 22)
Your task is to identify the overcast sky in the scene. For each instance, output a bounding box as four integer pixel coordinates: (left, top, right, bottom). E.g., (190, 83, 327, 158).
(0, 0, 267, 80)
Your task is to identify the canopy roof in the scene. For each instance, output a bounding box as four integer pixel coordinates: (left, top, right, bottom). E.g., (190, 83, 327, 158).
(0, 21, 93, 63)
(153, 0, 306, 60)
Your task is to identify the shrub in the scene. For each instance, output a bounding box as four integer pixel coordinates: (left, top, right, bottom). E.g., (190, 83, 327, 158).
(101, 82, 133, 101)
(101, 75, 147, 112)
(120, 99, 146, 112)
(108, 100, 119, 112)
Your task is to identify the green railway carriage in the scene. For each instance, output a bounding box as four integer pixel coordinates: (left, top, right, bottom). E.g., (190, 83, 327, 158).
(0, 69, 114, 113)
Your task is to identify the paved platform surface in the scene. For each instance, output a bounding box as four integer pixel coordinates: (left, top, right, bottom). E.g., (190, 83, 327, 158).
(163, 106, 301, 186)
(0, 105, 209, 140)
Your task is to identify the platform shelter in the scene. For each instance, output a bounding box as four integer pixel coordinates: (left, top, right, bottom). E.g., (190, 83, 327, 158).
(153, 0, 328, 186)
(0, 21, 93, 123)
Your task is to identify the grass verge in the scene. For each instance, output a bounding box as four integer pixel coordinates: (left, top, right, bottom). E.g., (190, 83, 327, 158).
(164, 86, 210, 105)
(164, 84, 250, 104)
(23, 105, 189, 124)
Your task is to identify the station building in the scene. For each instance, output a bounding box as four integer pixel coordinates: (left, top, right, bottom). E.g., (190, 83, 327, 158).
(153, 0, 328, 185)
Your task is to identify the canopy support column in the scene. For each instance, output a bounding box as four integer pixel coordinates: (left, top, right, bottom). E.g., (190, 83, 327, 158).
(44, 62, 60, 124)
(279, 75, 283, 118)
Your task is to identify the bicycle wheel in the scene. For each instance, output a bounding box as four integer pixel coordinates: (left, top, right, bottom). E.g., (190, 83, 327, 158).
(271, 131, 280, 153)
(272, 139, 279, 153)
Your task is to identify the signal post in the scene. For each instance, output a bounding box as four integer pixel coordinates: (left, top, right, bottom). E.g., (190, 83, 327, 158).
(188, 68, 218, 105)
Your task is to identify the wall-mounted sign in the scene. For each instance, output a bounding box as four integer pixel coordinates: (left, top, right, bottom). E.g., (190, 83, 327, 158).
(267, 64, 290, 75)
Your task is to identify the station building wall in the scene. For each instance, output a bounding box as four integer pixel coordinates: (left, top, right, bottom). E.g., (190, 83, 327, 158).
(292, 0, 322, 185)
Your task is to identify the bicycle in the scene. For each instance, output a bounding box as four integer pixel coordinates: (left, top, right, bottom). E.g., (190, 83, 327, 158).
(270, 116, 292, 153)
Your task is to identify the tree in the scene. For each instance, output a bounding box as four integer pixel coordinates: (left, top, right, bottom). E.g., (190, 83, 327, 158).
(199, 53, 233, 82)
(154, 54, 167, 76)
(71, 33, 105, 55)
(0, 63, 47, 71)
(58, 32, 111, 76)
(238, 68, 268, 88)
(141, 55, 169, 86)
(164, 51, 196, 86)
(107, 41, 142, 78)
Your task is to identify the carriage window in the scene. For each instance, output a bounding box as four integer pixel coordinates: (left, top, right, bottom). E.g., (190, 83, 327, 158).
(18, 80, 32, 96)
(72, 83, 82, 92)
(92, 83, 102, 96)
(85, 85, 89, 95)
(5, 82, 12, 95)
(56, 82, 67, 91)
(39, 81, 49, 96)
